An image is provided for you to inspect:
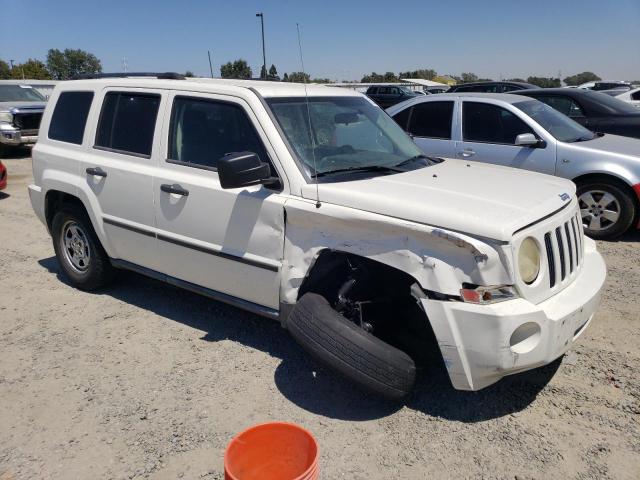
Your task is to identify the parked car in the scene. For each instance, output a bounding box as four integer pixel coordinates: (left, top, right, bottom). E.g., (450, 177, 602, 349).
(0, 84, 47, 157)
(578, 81, 632, 91)
(447, 81, 539, 93)
(387, 93, 640, 238)
(365, 85, 421, 108)
(29, 75, 605, 399)
(0, 160, 6, 190)
(615, 87, 640, 108)
(512, 88, 640, 139)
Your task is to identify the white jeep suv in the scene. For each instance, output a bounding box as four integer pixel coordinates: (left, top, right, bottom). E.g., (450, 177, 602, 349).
(29, 74, 606, 399)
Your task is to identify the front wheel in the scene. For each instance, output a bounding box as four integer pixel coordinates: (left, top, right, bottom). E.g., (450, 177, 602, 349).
(577, 180, 636, 239)
(51, 205, 115, 290)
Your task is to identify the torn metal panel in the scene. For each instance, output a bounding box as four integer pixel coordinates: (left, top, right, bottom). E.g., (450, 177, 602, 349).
(281, 197, 513, 304)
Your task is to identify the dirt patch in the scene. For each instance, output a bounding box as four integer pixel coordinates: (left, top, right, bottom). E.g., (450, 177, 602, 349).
(1, 156, 639, 479)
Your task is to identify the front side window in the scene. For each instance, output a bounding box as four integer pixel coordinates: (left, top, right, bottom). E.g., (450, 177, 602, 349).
(48, 91, 94, 144)
(0, 85, 46, 102)
(95, 92, 160, 157)
(168, 96, 268, 170)
(408, 101, 454, 139)
(534, 95, 584, 118)
(514, 100, 594, 143)
(266, 96, 428, 180)
(463, 102, 534, 144)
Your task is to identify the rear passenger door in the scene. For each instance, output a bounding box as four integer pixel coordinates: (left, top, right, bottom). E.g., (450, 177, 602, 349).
(404, 101, 456, 157)
(458, 101, 556, 174)
(152, 92, 285, 310)
(80, 89, 164, 270)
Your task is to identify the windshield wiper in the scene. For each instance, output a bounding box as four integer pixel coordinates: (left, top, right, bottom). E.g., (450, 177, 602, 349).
(312, 164, 405, 178)
(394, 154, 437, 168)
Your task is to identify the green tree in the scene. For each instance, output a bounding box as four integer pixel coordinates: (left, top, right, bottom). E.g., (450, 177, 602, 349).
(311, 78, 332, 83)
(399, 69, 437, 80)
(268, 64, 278, 80)
(460, 72, 479, 83)
(361, 72, 385, 83)
(46, 48, 102, 80)
(526, 76, 561, 88)
(506, 78, 526, 83)
(287, 72, 310, 83)
(184, 71, 194, 77)
(563, 71, 601, 86)
(282, 72, 289, 82)
(260, 65, 267, 79)
(0, 59, 12, 79)
(220, 59, 252, 79)
(11, 59, 51, 79)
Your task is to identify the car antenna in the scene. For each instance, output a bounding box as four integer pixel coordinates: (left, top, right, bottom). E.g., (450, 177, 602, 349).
(296, 22, 321, 208)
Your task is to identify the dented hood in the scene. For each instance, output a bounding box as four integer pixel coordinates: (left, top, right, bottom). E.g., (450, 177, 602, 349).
(301, 158, 575, 241)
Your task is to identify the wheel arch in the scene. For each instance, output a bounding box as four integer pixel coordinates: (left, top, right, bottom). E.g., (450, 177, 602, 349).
(572, 172, 640, 210)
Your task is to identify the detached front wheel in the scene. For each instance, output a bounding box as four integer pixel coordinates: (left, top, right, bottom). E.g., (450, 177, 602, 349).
(287, 293, 416, 400)
(51, 205, 115, 290)
(577, 180, 636, 239)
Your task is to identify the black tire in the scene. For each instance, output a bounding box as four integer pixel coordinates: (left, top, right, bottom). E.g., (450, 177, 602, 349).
(51, 204, 116, 290)
(576, 179, 636, 239)
(286, 293, 416, 400)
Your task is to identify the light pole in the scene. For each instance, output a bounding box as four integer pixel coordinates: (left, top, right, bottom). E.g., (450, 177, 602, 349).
(256, 12, 266, 79)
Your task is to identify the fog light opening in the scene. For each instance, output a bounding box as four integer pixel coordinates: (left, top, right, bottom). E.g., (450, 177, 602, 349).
(509, 322, 541, 354)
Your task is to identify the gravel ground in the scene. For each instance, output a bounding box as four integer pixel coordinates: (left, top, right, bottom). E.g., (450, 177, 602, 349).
(1, 153, 639, 480)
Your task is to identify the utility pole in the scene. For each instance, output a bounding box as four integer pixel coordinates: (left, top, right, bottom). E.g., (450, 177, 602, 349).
(208, 50, 214, 78)
(122, 57, 128, 73)
(256, 12, 266, 79)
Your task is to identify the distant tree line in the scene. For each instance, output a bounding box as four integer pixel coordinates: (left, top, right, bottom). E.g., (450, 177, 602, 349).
(219, 59, 332, 83)
(0, 49, 102, 80)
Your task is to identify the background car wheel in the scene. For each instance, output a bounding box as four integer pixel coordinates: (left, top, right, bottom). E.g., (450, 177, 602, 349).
(577, 180, 636, 239)
(287, 292, 416, 400)
(51, 204, 115, 290)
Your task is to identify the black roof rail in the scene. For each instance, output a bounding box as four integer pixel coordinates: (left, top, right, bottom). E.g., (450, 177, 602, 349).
(73, 72, 186, 80)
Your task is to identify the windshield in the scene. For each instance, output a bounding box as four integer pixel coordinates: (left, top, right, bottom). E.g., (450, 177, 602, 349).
(0, 85, 46, 102)
(266, 96, 428, 180)
(514, 100, 595, 143)
(399, 87, 415, 95)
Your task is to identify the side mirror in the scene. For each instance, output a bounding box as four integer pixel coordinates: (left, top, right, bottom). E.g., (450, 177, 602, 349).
(514, 133, 541, 147)
(217, 152, 279, 189)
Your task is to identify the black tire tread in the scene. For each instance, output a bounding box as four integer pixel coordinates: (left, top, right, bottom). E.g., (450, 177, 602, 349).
(287, 293, 416, 400)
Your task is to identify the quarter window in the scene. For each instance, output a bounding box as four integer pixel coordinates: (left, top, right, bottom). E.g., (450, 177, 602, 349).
(463, 102, 534, 144)
(408, 101, 454, 139)
(168, 96, 268, 170)
(48, 91, 94, 144)
(392, 107, 412, 130)
(95, 92, 160, 157)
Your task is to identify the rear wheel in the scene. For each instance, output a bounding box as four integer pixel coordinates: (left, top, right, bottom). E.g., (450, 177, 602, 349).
(577, 180, 636, 239)
(51, 204, 116, 290)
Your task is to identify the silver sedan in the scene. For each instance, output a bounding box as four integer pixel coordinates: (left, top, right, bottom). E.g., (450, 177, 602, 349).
(387, 93, 640, 239)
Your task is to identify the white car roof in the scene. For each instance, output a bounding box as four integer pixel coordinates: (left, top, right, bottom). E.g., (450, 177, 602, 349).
(385, 92, 533, 114)
(56, 77, 360, 99)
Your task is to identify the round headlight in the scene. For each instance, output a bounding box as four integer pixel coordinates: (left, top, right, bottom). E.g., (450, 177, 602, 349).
(518, 237, 540, 284)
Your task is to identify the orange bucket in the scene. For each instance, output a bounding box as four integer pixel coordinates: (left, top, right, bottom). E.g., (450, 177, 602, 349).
(224, 422, 319, 480)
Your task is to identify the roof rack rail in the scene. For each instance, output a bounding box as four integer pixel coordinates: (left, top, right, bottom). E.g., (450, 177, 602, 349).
(73, 72, 186, 80)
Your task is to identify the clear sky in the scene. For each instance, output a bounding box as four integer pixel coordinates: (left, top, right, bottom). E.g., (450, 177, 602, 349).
(1, 0, 639, 81)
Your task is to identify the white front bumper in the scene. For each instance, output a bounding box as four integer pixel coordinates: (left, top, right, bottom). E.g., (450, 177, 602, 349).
(422, 237, 606, 391)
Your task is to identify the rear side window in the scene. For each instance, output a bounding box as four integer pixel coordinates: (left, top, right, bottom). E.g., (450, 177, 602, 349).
(463, 102, 534, 144)
(632, 91, 640, 101)
(168, 96, 268, 171)
(49, 91, 94, 144)
(408, 101, 454, 139)
(95, 92, 160, 157)
(392, 107, 412, 130)
(535, 95, 584, 118)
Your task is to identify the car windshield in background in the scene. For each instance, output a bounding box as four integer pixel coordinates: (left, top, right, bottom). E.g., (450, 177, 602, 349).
(399, 87, 415, 95)
(514, 100, 595, 143)
(585, 91, 639, 114)
(0, 85, 46, 102)
(266, 96, 431, 180)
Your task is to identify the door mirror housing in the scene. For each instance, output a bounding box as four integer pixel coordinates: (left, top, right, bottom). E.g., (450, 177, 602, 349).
(217, 152, 279, 189)
(515, 133, 541, 147)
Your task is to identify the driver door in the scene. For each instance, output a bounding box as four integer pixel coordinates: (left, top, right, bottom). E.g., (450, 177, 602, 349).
(457, 101, 557, 175)
(153, 92, 286, 310)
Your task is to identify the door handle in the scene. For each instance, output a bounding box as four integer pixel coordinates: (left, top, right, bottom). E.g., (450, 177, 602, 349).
(460, 149, 475, 158)
(161, 183, 189, 197)
(86, 167, 107, 177)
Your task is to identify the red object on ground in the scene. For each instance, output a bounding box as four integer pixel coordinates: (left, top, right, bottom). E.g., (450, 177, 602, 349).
(224, 422, 319, 480)
(0, 161, 6, 190)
